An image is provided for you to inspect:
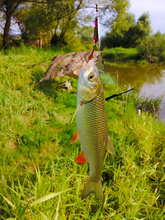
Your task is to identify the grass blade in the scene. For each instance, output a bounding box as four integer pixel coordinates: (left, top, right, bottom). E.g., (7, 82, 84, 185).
(54, 195, 60, 220)
(39, 211, 50, 220)
(1, 194, 16, 210)
(32, 189, 71, 205)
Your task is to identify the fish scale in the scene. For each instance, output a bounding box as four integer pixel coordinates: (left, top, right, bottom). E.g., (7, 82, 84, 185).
(77, 90, 108, 182)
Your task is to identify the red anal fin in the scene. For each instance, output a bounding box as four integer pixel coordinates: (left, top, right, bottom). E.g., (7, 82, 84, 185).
(75, 152, 87, 166)
(70, 130, 79, 143)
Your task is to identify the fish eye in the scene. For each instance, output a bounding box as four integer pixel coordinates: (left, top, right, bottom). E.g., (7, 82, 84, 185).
(88, 73, 95, 82)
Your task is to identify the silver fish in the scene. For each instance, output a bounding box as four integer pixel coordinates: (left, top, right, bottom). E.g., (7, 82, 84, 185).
(71, 58, 115, 200)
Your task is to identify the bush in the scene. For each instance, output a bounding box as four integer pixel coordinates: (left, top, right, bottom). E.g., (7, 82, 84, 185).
(137, 31, 165, 62)
(101, 13, 151, 49)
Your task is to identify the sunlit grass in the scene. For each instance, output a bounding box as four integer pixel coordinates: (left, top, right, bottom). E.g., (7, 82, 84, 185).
(0, 47, 165, 219)
(102, 47, 140, 62)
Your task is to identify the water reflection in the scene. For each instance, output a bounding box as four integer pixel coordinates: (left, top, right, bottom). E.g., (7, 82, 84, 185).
(104, 61, 165, 120)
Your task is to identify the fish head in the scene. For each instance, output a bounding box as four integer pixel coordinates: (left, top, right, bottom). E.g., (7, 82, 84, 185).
(78, 59, 101, 102)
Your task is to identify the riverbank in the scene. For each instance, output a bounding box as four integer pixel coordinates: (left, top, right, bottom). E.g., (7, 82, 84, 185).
(102, 47, 165, 64)
(0, 47, 164, 219)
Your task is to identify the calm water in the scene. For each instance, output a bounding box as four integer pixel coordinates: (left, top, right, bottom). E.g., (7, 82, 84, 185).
(105, 61, 165, 121)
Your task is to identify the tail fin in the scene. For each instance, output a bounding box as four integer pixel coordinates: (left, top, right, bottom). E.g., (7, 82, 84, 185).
(81, 179, 103, 201)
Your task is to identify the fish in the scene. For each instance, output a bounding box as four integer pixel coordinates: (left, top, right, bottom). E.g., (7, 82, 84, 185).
(71, 58, 115, 200)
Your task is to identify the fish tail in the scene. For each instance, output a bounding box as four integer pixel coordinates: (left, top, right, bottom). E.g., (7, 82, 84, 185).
(81, 179, 103, 201)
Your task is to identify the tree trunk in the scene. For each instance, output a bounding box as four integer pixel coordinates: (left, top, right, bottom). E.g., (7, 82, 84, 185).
(3, 7, 12, 49)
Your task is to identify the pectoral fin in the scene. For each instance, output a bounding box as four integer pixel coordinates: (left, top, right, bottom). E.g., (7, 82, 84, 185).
(75, 152, 87, 165)
(70, 130, 80, 143)
(106, 136, 115, 155)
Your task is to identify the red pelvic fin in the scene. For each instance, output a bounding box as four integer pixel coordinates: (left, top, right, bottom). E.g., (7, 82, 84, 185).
(75, 152, 87, 166)
(70, 130, 79, 143)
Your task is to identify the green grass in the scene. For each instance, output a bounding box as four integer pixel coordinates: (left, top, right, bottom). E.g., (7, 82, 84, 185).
(102, 47, 140, 62)
(0, 46, 165, 219)
(102, 47, 165, 64)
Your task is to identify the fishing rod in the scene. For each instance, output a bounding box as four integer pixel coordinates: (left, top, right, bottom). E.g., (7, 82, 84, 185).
(105, 88, 134, 101)
(72, 88, 134, 102)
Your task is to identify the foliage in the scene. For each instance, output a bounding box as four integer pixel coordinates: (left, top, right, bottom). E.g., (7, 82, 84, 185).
(102, 33, 165, 63)
(14, 0, 83, 47)
(79, 25, 93, 43)
(0, 47, 165, 219)
(0, 0, 83, 48)
(1, 0, 131, 49)
(48, 0, 83, 47)
(136, 13, 151, 39)
(101, 0, 130, 34)
(15, 3, 50, 41)
(62, 23, 94, 52)
(101, 13, 151, 49)
(137, 31, 165, 62)
(77, 0, 130, 35)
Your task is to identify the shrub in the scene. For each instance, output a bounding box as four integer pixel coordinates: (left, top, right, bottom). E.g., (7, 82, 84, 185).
(137, 31, 165, 61)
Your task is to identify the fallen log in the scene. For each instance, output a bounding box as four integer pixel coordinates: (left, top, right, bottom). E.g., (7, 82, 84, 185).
(33, 51, 102, 88)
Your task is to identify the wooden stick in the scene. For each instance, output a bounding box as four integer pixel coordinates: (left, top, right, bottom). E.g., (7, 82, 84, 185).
(71, 101, 83, 123)
(30, 58, 53, 68)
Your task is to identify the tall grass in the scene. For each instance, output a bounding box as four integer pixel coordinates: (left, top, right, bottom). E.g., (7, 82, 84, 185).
(0, 47, 165, 219)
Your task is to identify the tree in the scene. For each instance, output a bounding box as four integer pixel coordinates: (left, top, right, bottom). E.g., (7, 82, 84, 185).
(101, 0, 130, 34)
(0, 0, 83, 48)
(101, 12, 151, 48)
(0, 0, 25, 48)
(15, 2, 50, 46)
(101, 13, 136, 48)
(14, 0, 83, 47)
(50, 0, 83, 47)
(80, 25, 93, 43)
(135, 13, 151, 44)
(1, 0, 130, 49)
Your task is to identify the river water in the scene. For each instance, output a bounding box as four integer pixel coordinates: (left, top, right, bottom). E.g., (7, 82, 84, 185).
(104, 61, 165, 121)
